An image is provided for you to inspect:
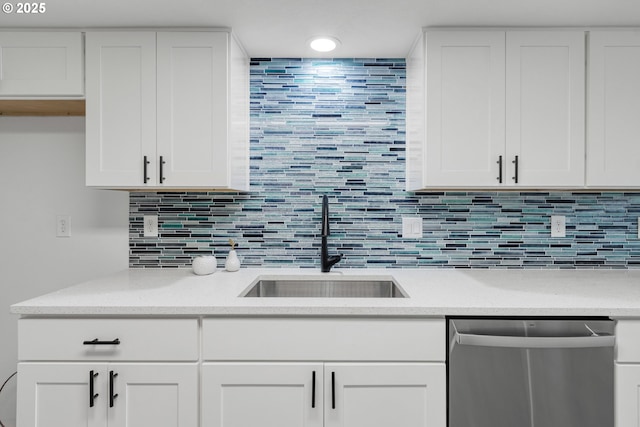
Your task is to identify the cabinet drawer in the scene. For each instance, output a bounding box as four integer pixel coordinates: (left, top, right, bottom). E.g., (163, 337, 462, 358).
(203, 317, 445, 362)
(19, 318, 198, 361)
(616, 320, 640, 362)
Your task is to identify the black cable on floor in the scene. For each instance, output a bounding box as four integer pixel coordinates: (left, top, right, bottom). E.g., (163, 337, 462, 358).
(0, 371, 17, 427)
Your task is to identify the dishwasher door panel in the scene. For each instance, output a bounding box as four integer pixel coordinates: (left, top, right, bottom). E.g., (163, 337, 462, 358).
(527, 347, 613, 427)
(449, 345, 532, 427)
(448, 318, 614, 427)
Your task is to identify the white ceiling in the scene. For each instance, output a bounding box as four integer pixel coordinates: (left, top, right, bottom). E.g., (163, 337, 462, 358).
(2, 0, 640, 57)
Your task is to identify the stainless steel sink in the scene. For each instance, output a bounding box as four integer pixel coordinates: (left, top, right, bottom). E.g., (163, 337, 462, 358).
(242, 276, 406, 298)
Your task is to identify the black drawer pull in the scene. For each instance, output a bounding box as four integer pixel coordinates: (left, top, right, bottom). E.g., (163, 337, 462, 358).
(83, 338, 121, 345)
(512, 155, 519, 184)
(311, 370, 316, 408)
(89, 370, 99, 408)
(143, 155, 150, 184)
(109, 371, 119, 408)
(331, 371, 336, 409)
(159, 156, 166, 183)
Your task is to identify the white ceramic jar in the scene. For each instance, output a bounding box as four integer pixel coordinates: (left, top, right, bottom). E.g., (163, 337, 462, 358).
(192, 255, 217, 275)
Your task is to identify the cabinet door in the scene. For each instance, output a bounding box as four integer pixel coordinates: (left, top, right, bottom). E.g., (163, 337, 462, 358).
(425, 31, 505, 187)
(202, 363, 323, 427)
(615, 364, 640, 426)
(506, 31, 585, 187)
(156, 32, 229, 187)
(325, 363, 446, 427)
(85, 32, 157, 187)
(588, 31, 640, 187)
(108, 363, 197, 427)
(0, 32, 83, 96)
(17, 363, 107, 427)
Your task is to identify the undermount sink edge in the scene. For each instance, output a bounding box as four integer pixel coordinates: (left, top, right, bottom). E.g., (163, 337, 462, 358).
(240, 275, 407, 299)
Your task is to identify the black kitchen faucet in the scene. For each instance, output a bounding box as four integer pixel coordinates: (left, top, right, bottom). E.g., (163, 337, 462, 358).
(321, 195, 343, 272)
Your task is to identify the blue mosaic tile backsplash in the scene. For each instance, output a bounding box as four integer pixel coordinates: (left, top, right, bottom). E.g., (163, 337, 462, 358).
(129, 58, 640, 269)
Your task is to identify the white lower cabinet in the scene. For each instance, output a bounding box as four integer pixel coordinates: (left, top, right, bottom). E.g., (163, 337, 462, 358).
(201, 317, 446, 427)
(202, 362, 445, 427)
(17, 363, 105, 427)
(107, 364, 198, 427)
(16, 318, 199, 427)
(615, 364, 640, 427)
(17, 317, 446, 427)
(18, 362, 198, 427)
(615, 320, 640, 427)
(325, 363, 445, 427)
(202, 363, 323, 427)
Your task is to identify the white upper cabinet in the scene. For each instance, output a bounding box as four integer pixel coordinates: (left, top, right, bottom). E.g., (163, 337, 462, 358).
(506, 32, 585, 187)
(587, 31, 640, 187)
(0, 32, 84, 97)
(156, 32, 230, 187)
(85, 30, 249, 191)
(407, 30, 585, 190)
(85, 32, 157, 187)
(411, 31, 506, 188)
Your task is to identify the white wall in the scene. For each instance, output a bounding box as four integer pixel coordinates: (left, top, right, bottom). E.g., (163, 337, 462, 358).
(0, 117, 129, 427)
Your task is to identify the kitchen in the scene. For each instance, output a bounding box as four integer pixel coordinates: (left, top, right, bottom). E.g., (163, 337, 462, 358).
(2, 1, 640, 426)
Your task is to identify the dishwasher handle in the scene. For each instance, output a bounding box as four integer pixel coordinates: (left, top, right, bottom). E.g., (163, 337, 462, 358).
(453, 329, 615, 349)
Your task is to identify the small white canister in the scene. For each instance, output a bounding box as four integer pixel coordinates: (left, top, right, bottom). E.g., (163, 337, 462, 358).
(192, 255, 217, 275)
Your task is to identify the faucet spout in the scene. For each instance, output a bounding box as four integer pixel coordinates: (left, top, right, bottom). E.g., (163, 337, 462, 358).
(320, 195, 343, 272)
(321, 195, 330, 236)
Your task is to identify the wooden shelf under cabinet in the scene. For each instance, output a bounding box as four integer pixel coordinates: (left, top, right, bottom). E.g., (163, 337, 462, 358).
(0, 100, 85, 116)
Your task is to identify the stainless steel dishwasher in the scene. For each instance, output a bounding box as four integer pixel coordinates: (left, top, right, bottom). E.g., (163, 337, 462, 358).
(448, 318, 615, 427)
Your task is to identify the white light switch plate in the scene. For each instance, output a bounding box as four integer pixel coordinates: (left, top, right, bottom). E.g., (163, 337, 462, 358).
(551, 215, 566, 238)
(56, 215, 71, 237)
(144, 215, 159, 237)
(402, 217, 423, 239)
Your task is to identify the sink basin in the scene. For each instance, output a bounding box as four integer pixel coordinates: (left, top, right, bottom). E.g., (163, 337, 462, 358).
(242, 276, 406, 298)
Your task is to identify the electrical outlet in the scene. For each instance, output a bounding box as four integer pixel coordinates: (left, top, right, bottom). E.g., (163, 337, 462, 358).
(402, 217, 423, 238)
(551, 215, 566, 238)
(144, 215, 159, 237)
(638, 217, 640, 239)
(56, 215, 71, 237)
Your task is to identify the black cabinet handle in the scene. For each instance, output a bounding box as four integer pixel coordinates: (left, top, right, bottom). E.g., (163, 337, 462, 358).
(512, 155, 519, 184)
(89, 370, 99, 408)
(109, 371, 119, 408)
(331, 371, 336, 409)
(143, 156, 150, 184)
(311, 371, 316, 408)
(159, 156, 166, 183)
(497, 155, 503, 183)
(83, 338, 120, 345)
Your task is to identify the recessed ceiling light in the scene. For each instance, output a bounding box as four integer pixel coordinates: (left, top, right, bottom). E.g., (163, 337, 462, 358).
(309, 36, 340, 52)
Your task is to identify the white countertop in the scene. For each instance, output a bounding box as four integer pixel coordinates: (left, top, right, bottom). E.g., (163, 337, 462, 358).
(10, 268, 640, 317)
